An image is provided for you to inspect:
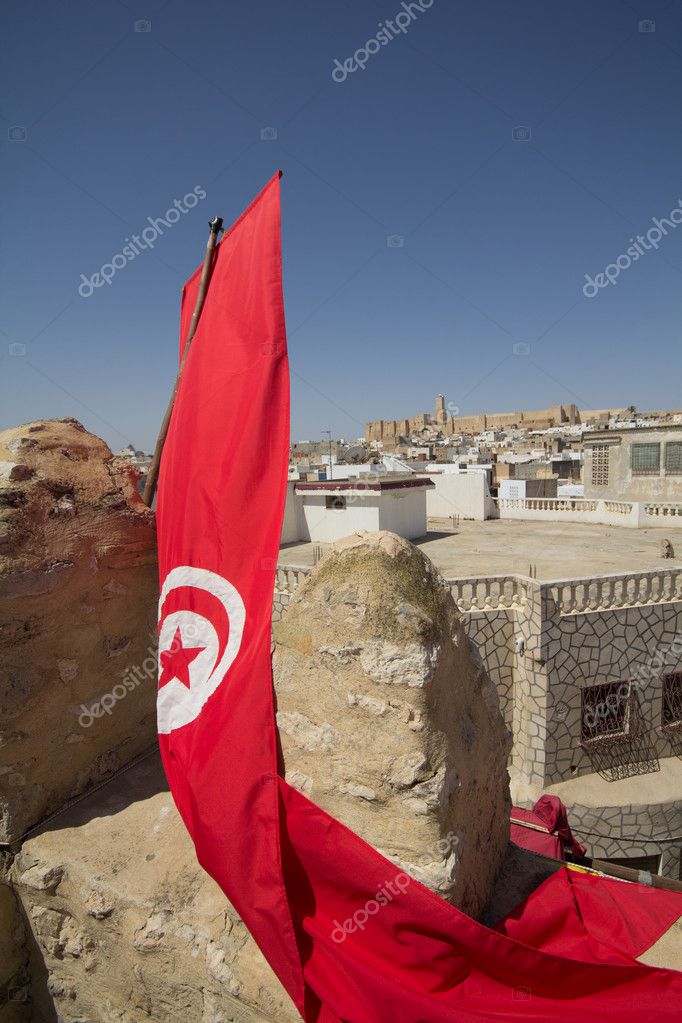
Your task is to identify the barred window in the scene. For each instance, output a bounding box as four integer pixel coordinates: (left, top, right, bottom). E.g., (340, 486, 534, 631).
(664, 442, 682, 475)
(581, 680, 631, 742)
(631, 443, 660, 475)
(662, 672, 682, 728)
(591, 445, 609, 486)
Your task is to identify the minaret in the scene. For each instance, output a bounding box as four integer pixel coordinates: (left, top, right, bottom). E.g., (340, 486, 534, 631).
(435, 394, 447, 426)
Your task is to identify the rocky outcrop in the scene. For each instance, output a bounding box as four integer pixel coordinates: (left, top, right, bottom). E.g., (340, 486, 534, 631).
(10, 754, 294, 1023)
(0, 880, 30, 1021)
(273, 531, 512, 917)
(0, 419, 158, 844)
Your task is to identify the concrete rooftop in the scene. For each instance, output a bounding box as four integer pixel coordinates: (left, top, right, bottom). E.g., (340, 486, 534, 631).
(279, 519, 682, 581)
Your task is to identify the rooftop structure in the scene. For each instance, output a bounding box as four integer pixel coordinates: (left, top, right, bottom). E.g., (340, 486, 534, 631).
(584, 424, 682, 503)
(282, 475, 434, 544)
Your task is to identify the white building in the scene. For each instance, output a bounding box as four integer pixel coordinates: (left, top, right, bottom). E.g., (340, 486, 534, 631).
(281, 477, 433, 544)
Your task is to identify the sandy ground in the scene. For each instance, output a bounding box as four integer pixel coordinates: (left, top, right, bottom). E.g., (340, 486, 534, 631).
(280, 519, 682, 581)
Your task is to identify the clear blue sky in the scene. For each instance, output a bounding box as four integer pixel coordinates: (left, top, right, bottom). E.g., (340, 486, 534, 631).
(2, 0, 681, 451)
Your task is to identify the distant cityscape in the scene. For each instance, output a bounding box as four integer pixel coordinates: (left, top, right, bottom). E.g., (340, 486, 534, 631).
(287, 397, 682, 503)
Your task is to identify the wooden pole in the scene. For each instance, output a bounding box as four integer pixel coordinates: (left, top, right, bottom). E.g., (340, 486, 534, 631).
(142, 216, 224, 507)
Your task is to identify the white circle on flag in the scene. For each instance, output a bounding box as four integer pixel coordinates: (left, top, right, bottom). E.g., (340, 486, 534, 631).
(157, 565, 246, 734)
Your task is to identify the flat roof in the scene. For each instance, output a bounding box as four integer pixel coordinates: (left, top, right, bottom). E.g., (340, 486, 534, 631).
(294, 476, 434, 494)
(586, 423, 682, 439)
(279, 519, 682, 581)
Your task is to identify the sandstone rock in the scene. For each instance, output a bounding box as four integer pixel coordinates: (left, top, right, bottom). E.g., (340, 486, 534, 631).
(14, 855, 64, 893)
(0, 419, 158, 844)
(0, 881, 30, 1020)
(11, 754, 296, 1023)
(273, 530, 512, 917)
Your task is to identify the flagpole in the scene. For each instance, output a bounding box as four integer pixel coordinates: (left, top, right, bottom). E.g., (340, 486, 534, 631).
(142, 216, 224, 507)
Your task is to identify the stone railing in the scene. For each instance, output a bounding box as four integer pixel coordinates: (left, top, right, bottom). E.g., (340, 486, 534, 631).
(496, 497, 598, 513)
(545, 568, 682, 615)
(494, 496, 682, 528)
(274, 564, 311, 595)
(644, 502, 682, 520)
(604, 500, 633, 515)
(273, 562, 682, 619)
(273, 564, 311, 622)
(446, 575, 532, 612)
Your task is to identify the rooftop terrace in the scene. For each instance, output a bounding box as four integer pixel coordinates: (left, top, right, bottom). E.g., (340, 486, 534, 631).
(279, 519, 682, 581)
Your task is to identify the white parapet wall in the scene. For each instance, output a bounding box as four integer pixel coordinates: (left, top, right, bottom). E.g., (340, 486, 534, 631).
(493, 497, 682, 528)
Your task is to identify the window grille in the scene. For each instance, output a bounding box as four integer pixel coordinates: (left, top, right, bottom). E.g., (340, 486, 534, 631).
(631, 442, 660, 475)
(581, 680, 631, 742)
(580, 680, 658, 781)
(664, 442, 682, 475)
(662, 672, 682, 729)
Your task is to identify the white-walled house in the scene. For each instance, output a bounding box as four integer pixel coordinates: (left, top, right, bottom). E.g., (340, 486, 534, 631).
(281, 477, 433, 544)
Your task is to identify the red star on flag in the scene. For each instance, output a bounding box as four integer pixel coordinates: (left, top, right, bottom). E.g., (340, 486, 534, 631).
(159, 627, 204, 689)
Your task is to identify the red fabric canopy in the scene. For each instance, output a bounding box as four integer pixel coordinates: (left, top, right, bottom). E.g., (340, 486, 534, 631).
(510, 806, 563, 859)
(155, 174, 682, 1022)
(511, 796, 587, 860)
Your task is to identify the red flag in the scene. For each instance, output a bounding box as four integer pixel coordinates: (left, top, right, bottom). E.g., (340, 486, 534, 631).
(156, 173, 682, 1021)
(497, 866, 682, 966)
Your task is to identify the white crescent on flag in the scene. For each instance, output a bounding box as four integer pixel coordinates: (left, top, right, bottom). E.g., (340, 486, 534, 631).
(157, 565, 246, 733)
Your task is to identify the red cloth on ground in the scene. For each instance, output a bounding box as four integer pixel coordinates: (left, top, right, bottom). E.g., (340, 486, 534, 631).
(497, 865, 682, 965)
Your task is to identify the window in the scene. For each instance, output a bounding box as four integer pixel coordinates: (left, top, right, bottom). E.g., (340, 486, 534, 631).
(664, 442, 682, 475)
(591, 445, 609, 487)
(581, 680, 632, 743)
(325, 495, 346, 510)
(662, 672, 682, 728)
(604, 854, 660, 875)
(631, 442, 660, 475)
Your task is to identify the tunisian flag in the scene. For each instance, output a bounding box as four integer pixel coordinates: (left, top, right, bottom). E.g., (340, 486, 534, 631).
(156, 173, 682, 1021)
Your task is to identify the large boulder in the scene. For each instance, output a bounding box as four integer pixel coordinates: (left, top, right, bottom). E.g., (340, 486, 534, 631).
(273, 531, 512, 917)
(0, 419, 158, 844)
(9, 754, 295, 1023)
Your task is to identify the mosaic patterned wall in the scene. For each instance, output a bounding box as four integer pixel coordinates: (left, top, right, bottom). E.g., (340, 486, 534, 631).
(543, 600, 682, 784)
